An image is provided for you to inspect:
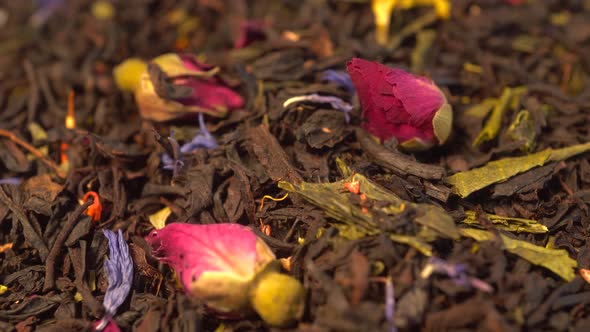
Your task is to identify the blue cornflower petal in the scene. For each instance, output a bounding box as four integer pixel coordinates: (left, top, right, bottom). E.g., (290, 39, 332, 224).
(102, 229, 133, 317)
(321, 70, 355, 94)
(161, 113, 218, 174)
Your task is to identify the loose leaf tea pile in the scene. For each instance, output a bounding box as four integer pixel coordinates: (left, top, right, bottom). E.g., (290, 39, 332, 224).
(2, 0, 590, 331)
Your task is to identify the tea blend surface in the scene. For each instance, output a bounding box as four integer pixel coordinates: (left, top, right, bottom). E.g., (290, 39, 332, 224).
(1, 1, 590, 331)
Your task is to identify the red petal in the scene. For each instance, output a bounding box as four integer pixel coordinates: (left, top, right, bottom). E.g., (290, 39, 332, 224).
(173, 77, 245, 110)
(347, 58, 439, 144)
(384, 69, 445, 127)
(178, 54, 216, 72)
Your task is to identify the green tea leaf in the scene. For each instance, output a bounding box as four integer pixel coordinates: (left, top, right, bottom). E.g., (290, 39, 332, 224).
(279, 173, 459, 255)
(473, 87, 528, 147)
(460, 228, 576, 281)
(472, 88, 513, 147)
(446, 150, 551, 197)
(446, 141, 590, 197)
(462, 211, 548, 234)
(465, 98, 496, 118)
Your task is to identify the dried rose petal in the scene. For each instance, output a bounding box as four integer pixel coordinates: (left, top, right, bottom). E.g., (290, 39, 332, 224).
(145, 222, 305, 326)
(346, 58, 452, 150)
(145, 223, 275, 313)
(113, 53, 244, 122)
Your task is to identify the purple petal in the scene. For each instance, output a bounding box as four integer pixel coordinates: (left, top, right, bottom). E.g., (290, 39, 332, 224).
(30, 0, 64, 27)
(179, 113, 218, 153)
(385, 277, 397, 332)
(321, 70, 355, 94)
(283, 94, 352, 123)
(422, 257, 492, 293)
(102, 229, 133, 317)
(0, 178, 21, 185)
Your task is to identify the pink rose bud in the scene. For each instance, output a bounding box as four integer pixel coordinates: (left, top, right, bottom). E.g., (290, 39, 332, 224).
(346, 58, 453, 151)
(113, 53, 244, 122)
(145, 223, 304, 327)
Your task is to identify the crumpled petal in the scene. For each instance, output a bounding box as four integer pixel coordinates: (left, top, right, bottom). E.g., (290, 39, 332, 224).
(102, 229, 134, 316)
(145, 223, 276, 313)
(114, 53, 244, 122)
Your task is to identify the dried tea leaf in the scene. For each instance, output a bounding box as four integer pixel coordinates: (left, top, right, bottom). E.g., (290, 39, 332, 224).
(511, 35, 540, 53)
(460, 228, 576, 281)
(462, 211, 548, 234)
(279, 173, 458, 255)
(148, 206, 172, 230)
(446, 142, 590, 197)
(23, 174, 64, 215)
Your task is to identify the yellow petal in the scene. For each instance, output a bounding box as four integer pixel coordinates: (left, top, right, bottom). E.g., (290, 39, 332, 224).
(372, 0, 396, 45)
(113, 58, 147, 92)
(148, 206, 171, 230)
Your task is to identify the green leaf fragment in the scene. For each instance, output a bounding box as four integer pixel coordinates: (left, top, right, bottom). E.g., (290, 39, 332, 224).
(279, 173, 459, 255)
(459, 228, 576, 281)
(472, 88, 513, 147)
(446, 141, 590, 197)
(465, 98, 496, 118)
(462, 210, 548, 234)
(390, 234, 432, 256)
(472, 87, 528, 147)
(27, 122, 48, 160)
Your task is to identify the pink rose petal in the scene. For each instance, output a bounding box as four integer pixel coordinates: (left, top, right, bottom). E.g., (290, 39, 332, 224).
(145, 223, 268, 293)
